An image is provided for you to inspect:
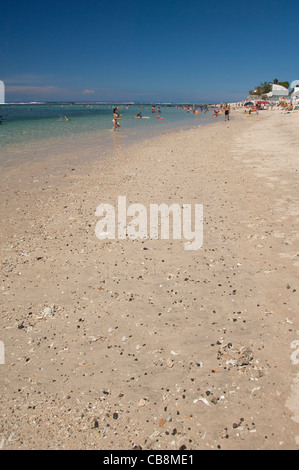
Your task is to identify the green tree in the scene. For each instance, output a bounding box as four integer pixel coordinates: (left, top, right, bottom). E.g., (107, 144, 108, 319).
(279, 81, 289, 89)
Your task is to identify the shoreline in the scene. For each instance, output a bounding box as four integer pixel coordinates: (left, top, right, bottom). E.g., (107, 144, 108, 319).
(0, 104, 214, 171)
(0, 109, 298, 450)
(0, 111, 219, 178)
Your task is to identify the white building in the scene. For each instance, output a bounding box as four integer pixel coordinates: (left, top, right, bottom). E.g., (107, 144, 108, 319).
(291, 86, 299, 105)
(290, 81, 299, 105)
(0, 80, 5, 104)
(266, 83, 289, 99)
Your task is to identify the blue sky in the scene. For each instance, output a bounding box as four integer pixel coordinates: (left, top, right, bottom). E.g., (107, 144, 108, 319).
(1, 0, 299, 102)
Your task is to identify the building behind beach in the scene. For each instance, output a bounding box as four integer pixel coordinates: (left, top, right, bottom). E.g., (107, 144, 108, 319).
(266, 83, 289, 100)
(0, 81, 5, 104)
(290, 80, 299, 105)
(291, 86, 299, 104)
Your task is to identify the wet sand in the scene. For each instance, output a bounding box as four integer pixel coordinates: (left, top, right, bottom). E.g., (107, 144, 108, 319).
(0, 109, 298, 449)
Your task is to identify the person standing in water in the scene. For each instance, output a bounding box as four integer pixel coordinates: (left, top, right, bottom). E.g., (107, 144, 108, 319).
(112, 107, 121, 131)
(224, 104, 230, 121)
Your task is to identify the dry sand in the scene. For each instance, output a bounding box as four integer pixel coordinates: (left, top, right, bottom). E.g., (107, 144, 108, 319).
(0, 109, 298, 450)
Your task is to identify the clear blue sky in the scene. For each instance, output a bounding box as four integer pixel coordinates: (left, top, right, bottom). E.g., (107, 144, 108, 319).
(1, 0, 298, 102)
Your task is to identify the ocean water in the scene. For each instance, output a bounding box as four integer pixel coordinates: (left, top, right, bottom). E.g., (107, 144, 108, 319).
(0, 103, 213, 167)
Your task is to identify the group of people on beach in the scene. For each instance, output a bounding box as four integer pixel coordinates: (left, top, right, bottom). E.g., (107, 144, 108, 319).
(112, 103, 232, 131)
(211, 104, 230, 120)
(113, 105, 165, 128)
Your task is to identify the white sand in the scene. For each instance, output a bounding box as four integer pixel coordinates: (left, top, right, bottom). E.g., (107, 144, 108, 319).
(0, 109, 298, 449)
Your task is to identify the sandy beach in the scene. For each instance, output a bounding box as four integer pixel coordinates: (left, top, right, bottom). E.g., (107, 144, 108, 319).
(0, 108, 298, 450)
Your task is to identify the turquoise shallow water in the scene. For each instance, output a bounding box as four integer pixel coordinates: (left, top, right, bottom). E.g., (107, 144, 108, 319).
(0, 103, 213, 167)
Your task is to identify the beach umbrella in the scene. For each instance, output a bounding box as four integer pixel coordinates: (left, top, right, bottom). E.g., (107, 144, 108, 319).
(244, 102, 254, 106)
(257, 100, 269, 104)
